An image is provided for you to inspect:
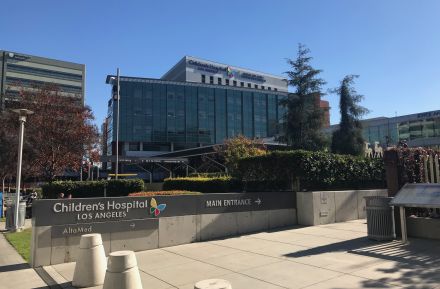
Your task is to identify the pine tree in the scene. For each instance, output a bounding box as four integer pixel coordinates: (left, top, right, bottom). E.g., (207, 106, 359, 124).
(331, 75, 369, 155)
(281, 44, 327, 150)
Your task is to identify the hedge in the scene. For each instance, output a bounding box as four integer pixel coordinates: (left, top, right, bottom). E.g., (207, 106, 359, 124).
(163, 176, 240, 193)
(237, 150, 386, 191)
(41, 179, 144, 199)
(390, 147, 440, 185)
(128, 191, 202, 197)
(188, 172, 229, 178)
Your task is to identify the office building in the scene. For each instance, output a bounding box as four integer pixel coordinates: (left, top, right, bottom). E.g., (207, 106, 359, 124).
(326, 110, 440, 148)
(0, 50, 85, 110)
(320, 100, 330, 128)
(103, 57, 290, 176)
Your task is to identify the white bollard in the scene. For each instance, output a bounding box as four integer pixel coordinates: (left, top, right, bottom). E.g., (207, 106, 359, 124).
(103, 250, 143, 289)
(72, 233, 107, 288)
(194, 279, 232, 289)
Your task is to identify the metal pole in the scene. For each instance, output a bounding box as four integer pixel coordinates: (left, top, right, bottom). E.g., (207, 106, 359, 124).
(115, 68, 120, 180)
(97, 165, 100, 180)
(400, 206, 408, 243)
(1, 175, 6, 218)
(80, 164, 83, 181)
(2, 175, 6, 198)
(14, 115, 26, 231)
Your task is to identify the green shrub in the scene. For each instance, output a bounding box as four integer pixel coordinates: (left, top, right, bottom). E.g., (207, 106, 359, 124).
(163, 176, 241, 193)
(106, 179, 144, 197)
(129, 190, 202, 197)
(41, 179, 144, 199)
(188, 172, 229, 178)
(237, 150, 386, 191)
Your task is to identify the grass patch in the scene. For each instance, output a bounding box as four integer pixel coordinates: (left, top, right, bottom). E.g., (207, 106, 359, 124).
(4, 229, 31, 262)
(0, 217, 5, 222)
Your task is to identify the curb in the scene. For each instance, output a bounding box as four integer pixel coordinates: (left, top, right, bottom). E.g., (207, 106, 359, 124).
(35, 266, 75, 289)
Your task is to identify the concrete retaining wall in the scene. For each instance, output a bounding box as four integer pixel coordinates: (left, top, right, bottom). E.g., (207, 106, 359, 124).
(296, 189, 388, 226)
(407, 216, 440, 240)
(31, 208, 296, 267)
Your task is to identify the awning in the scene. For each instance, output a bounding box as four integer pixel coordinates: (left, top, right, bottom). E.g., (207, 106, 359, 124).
(100, 155, 188, 164)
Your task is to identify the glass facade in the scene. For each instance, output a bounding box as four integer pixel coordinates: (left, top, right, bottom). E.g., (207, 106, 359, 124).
(397, 118, 440, 141)
(335, 111, 440, 149)
(108, 79, 285, 151)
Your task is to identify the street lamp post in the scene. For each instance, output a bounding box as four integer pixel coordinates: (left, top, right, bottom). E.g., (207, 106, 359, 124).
(11, 108, 33, 232)
(109, 69, 120, 180)
(115, 68, 120, 180)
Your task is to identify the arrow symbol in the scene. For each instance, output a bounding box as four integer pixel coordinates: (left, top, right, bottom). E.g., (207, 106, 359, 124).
(130, 223, 135, 229)
(255, 198, 262, 205)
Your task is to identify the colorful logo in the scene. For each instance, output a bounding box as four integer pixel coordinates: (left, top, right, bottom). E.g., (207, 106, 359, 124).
(227, 66, 234, 78)
(149, 198, 166, 217)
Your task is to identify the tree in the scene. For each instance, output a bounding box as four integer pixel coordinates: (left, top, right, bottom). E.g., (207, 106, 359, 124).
(331, 75, 369, 155)
(215, 135, 266, 174)
(281, 44, 327, 150)
(3, 84, 99, 182)
(0, 112, 17, 193)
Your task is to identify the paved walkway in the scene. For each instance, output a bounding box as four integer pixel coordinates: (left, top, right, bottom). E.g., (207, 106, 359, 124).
(47, 220, 440, 289)
(0, 220, 48, 289)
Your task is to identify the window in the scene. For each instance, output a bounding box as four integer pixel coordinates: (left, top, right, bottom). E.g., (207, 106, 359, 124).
(247, 83, 251, 88)
(6, 77, 82, 94)
(261, 86, 265, 90)
(201, 75, 206, 83)
(209, 76, 214, 84)
(233, 80, 237, 86)
(225, 79, 230, 85)
(129, 142, 140, 151)
(240, 82, 244, 87)
(217, 78, 222, 85)
(7, 64, 83, 82)
(274, 88, 277, 91)
(268, 87, 271, 90)
(255, 84, 258, 89)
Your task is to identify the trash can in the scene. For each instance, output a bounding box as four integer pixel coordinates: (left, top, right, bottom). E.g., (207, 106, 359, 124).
(365, 196, 395, 241)
(5, 202, 26, 230)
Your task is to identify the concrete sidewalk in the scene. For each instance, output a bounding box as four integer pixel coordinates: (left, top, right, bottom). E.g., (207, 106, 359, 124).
(46, 220, 440, 289)
(0, 220, 49, 289)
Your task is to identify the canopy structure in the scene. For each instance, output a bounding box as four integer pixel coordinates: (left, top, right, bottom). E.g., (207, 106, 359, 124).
(100, 156, 188, 164)
(391, 183, 440, 243)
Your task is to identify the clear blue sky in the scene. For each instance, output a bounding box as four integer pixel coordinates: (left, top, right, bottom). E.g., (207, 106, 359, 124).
(1, 0, 439, 128)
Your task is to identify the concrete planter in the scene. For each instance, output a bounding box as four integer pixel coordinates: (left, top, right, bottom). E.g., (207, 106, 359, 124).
(407, 216, 440, 240)
(296, 189, 388, 226)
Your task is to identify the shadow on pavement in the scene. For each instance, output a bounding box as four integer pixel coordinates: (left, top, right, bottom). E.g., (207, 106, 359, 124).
(0, 262, 30, 272)
(284, 236, 440, 288)
(349, 239, 440, 266)
(284, 237, 371, 257)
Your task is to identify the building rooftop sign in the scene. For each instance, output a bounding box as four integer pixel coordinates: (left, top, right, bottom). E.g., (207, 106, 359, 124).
(187, 58, 267, 82)
(188, 60, 225, 74)
(417, 110, 440, 119)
